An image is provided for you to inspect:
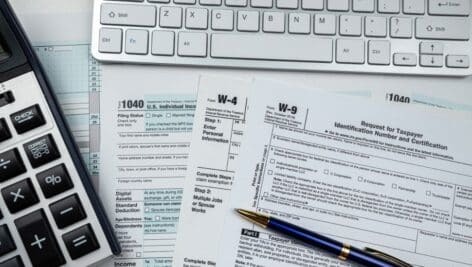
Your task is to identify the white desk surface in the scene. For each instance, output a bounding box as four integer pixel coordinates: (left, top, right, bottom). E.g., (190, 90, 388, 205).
(10, 0, 472, 105)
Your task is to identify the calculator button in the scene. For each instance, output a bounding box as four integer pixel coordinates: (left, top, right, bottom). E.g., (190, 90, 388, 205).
(50, 194, 86, 229)
(14, 209, 65, 267)
(23, 134, 60, 168)
(10, 105, 46, 134)
(0, 225, 16, 256)
(0, 91, 15, 108)
(63, 224, 100, 260)
(0, 256, 24, 267)
(0, 149, 26, 182)
(2, 179, 39, 213)
(0, 118, 12, 143)
(36, 164, 73, 198)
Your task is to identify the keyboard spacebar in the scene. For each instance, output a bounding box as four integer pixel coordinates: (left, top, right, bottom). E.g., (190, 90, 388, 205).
(211, 34, 333, 62)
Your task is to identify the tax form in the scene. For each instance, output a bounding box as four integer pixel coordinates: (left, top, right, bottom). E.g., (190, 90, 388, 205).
(173, 76, 472, 267)
(215, 79, 472, 267)
(99, 65, 198, 266)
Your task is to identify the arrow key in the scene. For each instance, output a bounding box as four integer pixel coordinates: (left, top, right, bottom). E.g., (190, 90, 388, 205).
(446, 55, 469, 68)
(420, 54, 443, 67)
(393, 53, 417, 66)
(420, 42, 443, 55)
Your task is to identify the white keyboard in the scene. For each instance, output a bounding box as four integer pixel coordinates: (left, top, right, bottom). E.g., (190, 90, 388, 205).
(92, 0, 472, 76)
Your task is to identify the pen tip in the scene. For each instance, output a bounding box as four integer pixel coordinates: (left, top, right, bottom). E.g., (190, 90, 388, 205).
(235, 209, 270, 228)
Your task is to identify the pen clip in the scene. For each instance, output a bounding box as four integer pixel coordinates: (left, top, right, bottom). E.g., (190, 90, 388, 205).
(364, 247, 413, 267)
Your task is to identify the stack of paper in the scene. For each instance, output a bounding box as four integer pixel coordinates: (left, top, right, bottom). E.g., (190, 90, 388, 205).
(99, 70, 472, 267)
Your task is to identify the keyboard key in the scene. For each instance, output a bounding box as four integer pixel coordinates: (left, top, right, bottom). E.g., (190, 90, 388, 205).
(394, 53, 417, 66)
(263, 12, 285, 33)
(10, 104, 46, 134)
(0, 91, 14, 108)
(428, 0, 470, 16)
(446, 55, 469, 68)
(125, 29, 149, 55)
(2, 179, 39, 213)
(15, 210, 65, 267)
(365, 16, 387, 37)
(149, 0, 170, 3)
(390, 17, 412, 38)
(186, 8, 209, 29)
(339, 15, 362, 36)
(327, 0, 349, 11)
(352, 0, 374, 12)
(0, 149, 26, 182)
(63, 224, 100, 260)
(100, 4, 156, 27)
(211, 34, 333, 62)
(420, 42, 443, 55)
(368, 40, 390, 65)
(36, 164, 74, 198)
(420, 55, 443, 67)
(301, 0, 323, 10)
(336, 39, 365, 64)
(212, 9, 234, 30)
(174, 0, 196, 4)
(23, 134, 61, 168)
(0, 118, 12, 143)
(416, 18, 469, 40)
(251, 0, 272, 8)
(0, 256, 24, 267)
(50, 194, 86, 229)
(98, 28, 122, 53)
(0, 225, 16, 256)
(178, 32, 208, 57)
(237, 11, 259, 32)
(151, 31, 175, 56)
(403, 0, 425, 14)
(314, 14, 336, 35)
(276, 0, 297, 9)
(160, 6, 183, 28)
(226, 0, 247, 6)
(378, 0, 400, 13)
(200, 0, 222, 5)
(288, 13, 310, 34)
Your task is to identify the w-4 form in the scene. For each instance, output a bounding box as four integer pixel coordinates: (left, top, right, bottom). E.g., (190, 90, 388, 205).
(217, 79, 472, 267)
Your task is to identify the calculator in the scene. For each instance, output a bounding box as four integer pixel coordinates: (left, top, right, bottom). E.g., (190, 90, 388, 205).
(0, 1, 120, 266)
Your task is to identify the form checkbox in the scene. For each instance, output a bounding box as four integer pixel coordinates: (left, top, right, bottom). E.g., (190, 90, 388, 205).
(166, 113, 171, 118)
(145, 207, 150, 212)
(426, 191, 431, 196)
(392, 183, 397, 189)
(323, 169, 329, 175)
(268, 170, 273, 175)
(270, 159, 275, 164)
(155, 215, 160, 221)
(136, 252, 142, 257)
(145, 113, 151, 118)
(358, 176, 363, 182)
(264, 192, 268, 197)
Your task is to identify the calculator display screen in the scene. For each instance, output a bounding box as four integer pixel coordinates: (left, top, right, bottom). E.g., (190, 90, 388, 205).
(0, 42, 10, 62)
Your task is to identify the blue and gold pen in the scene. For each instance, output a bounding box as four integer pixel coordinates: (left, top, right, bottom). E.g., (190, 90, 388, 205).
(236, 209, 412, 267)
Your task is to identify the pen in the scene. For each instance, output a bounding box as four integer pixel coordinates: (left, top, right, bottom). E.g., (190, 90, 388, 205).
(236, 209, 412, 267)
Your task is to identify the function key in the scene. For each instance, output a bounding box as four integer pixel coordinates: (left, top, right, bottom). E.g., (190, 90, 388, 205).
(10, 105, 46, 134)
(0, 91, 15, 108)
(50, 194, 86, 229)
(0, 149, 26, 182)
(0, 118, 12, 143)
(0, 256, 24, 267)
(36, 164, 74, 198)
(14, 209, 65, 267)
(63, 224, 100, 260)
(0, 225, 16, 256)
(23, 134, 60, 168)
(2, 178, 39, 213)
